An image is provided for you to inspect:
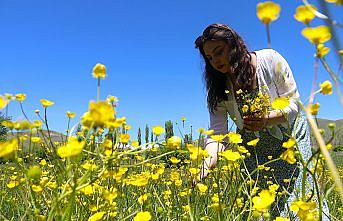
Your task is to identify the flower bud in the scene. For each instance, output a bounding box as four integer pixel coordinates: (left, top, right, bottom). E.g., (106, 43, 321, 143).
(27, 165, 42, 180)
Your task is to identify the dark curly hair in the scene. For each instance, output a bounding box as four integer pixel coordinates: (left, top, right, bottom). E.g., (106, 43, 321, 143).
(195, 24, 256, 114)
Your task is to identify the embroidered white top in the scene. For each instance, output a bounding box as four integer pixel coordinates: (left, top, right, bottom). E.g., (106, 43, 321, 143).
(206, 48, 301, 145)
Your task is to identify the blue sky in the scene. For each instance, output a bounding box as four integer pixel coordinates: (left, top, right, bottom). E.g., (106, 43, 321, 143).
(1, 0, 342, 139)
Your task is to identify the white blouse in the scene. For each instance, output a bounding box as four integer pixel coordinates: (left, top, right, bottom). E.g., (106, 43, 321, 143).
(206, 49, 301, 145)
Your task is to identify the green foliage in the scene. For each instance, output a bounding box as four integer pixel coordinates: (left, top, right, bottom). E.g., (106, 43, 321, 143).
(145, 124, 149, 144)
(334, 145, 343, 152)
(164, 120, 174, 141)
(137, 127, 142, 145)
(0, 112, 9, 141)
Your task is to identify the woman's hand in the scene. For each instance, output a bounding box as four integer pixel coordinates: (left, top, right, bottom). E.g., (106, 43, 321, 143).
(243, 115, 268, 131)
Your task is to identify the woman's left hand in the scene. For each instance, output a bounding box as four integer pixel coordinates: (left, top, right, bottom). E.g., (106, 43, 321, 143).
(243, 116, 268, 131)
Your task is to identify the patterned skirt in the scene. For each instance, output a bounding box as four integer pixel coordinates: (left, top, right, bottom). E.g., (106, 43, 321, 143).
(236, 111, 330, 220)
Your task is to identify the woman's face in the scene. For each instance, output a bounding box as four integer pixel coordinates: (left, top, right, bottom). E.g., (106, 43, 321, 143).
(203, 40, 230, 74)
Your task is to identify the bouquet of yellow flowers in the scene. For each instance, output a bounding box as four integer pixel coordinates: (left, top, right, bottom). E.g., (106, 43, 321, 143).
(236, 86, 271, 119)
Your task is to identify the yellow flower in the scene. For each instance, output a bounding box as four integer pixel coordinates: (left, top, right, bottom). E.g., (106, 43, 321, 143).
(280, 149, 296, 164)
(81, 101, 116, 128)
(294, 5, 317, 25)
(66, 111, 76, 119)
(290, 200, 318, 221)
(57, 137, 85, 158)
(326, 143, 333, 150)
(227, 132, 242, 144)
(256, 1, 281, 25)
(7, 180, 20, 189)
(247, 138, 260, 147)
(131, 140, 139, 147)
(252, 189, 276, 213)
(170, 157, 181, 164)
(40, 99, 54, 108)
(33, 120, 43, 128)
(0, 96, 8, 109)
(189, 167, 200, 175)
(274, 217, 290, 221)
(203, 129, 214, 136)
(40, 159, 47, 166)
(309, 103, 320, 115)
(187, 144, 209, 162)
(268, 184, 279, 194)
(5, 93, 13, 100)
(301, 25, 331, 45)
(31, 137, 41, 143)
(138, 194, 148, 204)
(125, 172, 151, 187)
(181, 117, 187, 121)
(325, 0, 343, 5)
(15, 93, 26, 102)
(107, 95, 118, 103)
(238, 145, 249, 154)
(316, 44, 330, 58)
(271, 97, 290, 110)
(133, 211, 151, 221)
(82, 162, 97, 171)
(319, 80, 333, 95)
(198, 128, 205, 134)
(242, 105, 249, 113)
(152, 125, 165, 136)
(197, 183, 208, 194)
(88, 211, 106, 221)
(102, 187, 118, 204)
(120, 133, 130, 144)
(220, 149, 241, 162)
(92, 63, 107, 79)
(0, 139, 19, 158)
(167, 136, 182, 149)
(282, 138, 296, 149)
(31, 184, 43, 193)
(210, 134, 227, 142)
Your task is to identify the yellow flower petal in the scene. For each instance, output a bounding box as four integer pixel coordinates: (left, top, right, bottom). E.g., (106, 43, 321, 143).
(256, 1, 281, 25)
(319, 80, 333, 95)
(301, 25, 331, 45)
(40, 99, 54, 108)
(57, 137, 85, 158)
(15, 93, 26, 102)
(294, 5, 317, 25)
(0, 96, 8, 109)
(92, 63, 107, 79)
(271, 97, 290, 110)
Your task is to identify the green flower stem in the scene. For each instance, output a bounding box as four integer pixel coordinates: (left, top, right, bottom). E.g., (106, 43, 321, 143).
(97, 78, 100, 101)
(19, 102, 30, 122)
(152, 185, 166, 211)
(66, 117, 71, 141)
(44, 107, 55, 150)
(266, 24, 271, 49)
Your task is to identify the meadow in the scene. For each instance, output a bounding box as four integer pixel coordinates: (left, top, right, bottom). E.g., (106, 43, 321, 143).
(1, 1, 343, 221)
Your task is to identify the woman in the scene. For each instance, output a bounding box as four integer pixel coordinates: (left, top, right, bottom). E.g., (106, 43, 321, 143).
(194, 23, 330, 220)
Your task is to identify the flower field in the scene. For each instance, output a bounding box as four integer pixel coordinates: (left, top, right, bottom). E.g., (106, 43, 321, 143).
(1, 1, 343, 221)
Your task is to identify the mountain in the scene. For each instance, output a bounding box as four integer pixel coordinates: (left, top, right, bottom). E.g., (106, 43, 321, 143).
(310, 118, 343, 150)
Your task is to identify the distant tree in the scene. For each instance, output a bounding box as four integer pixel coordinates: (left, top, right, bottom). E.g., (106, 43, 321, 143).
(138, 127, 142, 145)
(0, 112, 9, 141)
(184, 134, 189, 144)
(150, 131, 153, 143)
(165, 120, 174, 141)
(145, 124, 149, 144)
